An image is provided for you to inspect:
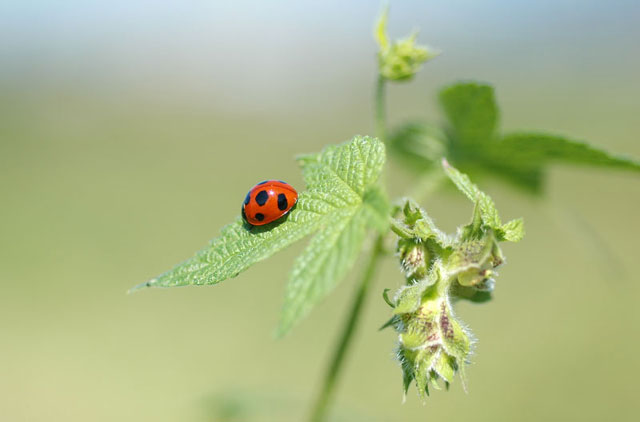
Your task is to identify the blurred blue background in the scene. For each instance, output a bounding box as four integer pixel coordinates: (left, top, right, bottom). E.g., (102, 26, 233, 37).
(1, 1, 639, 421)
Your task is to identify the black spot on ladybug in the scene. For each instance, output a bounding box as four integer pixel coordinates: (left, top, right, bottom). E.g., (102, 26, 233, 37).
(244, 192, 251, 205)
(241, 206, 247, 222)
(255, 213, 265, 222)
(277, 193, 288, 211)
(257, 180, 268, 185)
(255, 190, 268, 206)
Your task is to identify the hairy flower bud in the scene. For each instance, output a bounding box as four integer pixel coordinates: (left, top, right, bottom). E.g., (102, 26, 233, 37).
(397, 238, 430, 282)
(450, 232, 504, 292)
(387, 187, 523, 400)
(394, 276, 472, 399)
(391, 201, 475, 400)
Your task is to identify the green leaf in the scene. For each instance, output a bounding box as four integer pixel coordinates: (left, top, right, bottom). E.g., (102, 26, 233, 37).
(475, 132, 639, 194)
(442, 159, 524, 242)
(442, 159, 500, 228)
(388, 122, 448, 170)
(391, 80, 640, 195)
(374, 5, 390, 52)
(298, 135, 386, 198)
(130, 200, 322, 291)
(400, 349, 417, 396)
(278, 207, 370, 335)
(439, 82, 498, 147)
(133, 136, 389, 299)
(492, 132, 640, 171)
(450, 283, 493, 303)
(278, 136, 388, 335)
(400, 199, 451, 248)
(472, 159, 545, 194)
(382, 288, 395, 308)
(500, 218, 525, 242)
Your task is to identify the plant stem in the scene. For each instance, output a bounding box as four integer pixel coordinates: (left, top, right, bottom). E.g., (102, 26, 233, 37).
(308, 74, 388, 422)
(375, 74, 387, 141)
(309, 236, 384, 422)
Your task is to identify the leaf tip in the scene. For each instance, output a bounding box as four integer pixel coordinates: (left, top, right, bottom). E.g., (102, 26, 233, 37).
(128, 278, 157, 294)
(273, 323, 290, 340)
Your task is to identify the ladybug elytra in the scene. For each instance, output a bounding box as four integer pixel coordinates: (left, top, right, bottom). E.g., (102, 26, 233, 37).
(241, 180, 298, 226)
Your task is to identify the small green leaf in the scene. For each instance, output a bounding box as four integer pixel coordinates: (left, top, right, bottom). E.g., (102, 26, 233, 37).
(442, 159, 525, 243)
(379, 316, 398, 331)
(401, 199, 450, 246)
(442, 159, 500, 229)
(400, 349, 417, 395)
(414, 356, 432, 400)
(500, 218, 525, 242)
(450, 283, 493, 303)
(492, 132, 640, 171)
(433, 353, 455, 384)
(382, 288, 395, 308)
(388, 122, 448, 170)
(374, 6, 390, 52)
(277, 136, 389, 335)
(439, 82, 498, 147)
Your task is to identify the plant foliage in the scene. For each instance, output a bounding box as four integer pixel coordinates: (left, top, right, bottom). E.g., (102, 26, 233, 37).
(134, 5, 640, 414)
(390, 82, 640, 193)
(134, 136, 389, 335)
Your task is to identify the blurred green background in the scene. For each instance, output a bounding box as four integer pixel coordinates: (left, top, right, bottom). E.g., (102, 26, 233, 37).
(1, 1, 639, 421)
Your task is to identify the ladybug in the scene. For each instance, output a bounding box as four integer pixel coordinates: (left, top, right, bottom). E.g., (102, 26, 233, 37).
(241, 180, 298, 226)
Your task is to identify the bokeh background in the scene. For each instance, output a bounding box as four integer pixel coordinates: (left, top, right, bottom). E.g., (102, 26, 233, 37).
(1, 1, 639, 421)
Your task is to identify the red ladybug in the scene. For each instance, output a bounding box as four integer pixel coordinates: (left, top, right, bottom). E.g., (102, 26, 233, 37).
(242, 180, 298, 226)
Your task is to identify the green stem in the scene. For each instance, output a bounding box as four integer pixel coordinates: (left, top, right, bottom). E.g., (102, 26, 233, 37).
(308, 74, 388, 422)
(375, 74, 387, 141)
(309, 236, 384, 422)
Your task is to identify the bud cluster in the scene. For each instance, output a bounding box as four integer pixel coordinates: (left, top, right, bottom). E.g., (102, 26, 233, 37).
(387, 200, 511, 400)
(375, 8, 437, 81)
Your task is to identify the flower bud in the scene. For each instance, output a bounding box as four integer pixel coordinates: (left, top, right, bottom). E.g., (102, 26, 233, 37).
(375, 8, 437, 81)
(396, 289, 471, 399)
(386, 166, 523, 401)
(397, 238, 429, 283)
(449, 233, 504, 293)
